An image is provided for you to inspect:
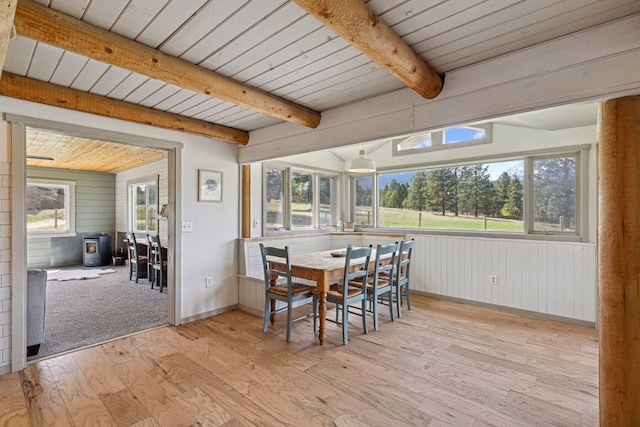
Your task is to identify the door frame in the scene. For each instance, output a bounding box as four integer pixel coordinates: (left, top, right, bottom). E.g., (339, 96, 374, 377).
(8, 114, 183, 371)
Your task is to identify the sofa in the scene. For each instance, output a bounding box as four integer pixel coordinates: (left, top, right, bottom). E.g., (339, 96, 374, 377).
(26, 269, 47, 357)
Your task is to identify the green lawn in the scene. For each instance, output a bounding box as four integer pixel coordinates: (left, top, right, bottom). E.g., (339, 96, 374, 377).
(268, 202, 530, 231)
(378, 207, 524, 231)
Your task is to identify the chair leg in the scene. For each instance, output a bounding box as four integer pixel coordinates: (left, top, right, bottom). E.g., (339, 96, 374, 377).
(361, 299, 368, 335)
(372, 293, 379, 331)
(313, 296, 318, 334)
(388, 292, 395, 322)
(405, 284, 411, 310)
(396, 286, 402, 318)
(342, 303, 349, 345)
(263, 296, 271, 333)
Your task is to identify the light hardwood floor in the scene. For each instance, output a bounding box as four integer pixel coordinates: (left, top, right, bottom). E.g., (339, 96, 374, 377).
(0, 295, 598, 426)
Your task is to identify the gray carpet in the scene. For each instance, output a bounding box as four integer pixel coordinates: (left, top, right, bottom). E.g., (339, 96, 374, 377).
(28, 265, 167, 361)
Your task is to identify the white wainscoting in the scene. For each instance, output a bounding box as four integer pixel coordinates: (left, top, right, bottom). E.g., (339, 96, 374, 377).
(407, 234, 598, 323)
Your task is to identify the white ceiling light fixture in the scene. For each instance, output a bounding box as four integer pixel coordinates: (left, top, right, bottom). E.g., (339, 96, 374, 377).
(348, 149, 376, 173)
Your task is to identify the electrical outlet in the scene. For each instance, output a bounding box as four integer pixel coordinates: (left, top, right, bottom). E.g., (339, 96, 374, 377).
(490, 275, 498, 285)
(205, 277, 213, 288)
(182, 221, 193, 232)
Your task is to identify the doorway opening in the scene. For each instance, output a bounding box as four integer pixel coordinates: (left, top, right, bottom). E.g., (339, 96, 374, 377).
(11, 116, 182, 368)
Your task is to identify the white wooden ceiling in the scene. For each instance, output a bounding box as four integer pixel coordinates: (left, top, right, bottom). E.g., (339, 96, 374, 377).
(5, 0, 638, 133)
(4, 0, 639, 171)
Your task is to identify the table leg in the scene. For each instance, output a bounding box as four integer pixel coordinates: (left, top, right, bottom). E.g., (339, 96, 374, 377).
(318, 291, 327, 345)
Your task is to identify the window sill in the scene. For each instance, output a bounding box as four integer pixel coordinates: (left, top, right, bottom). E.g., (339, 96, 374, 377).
(369, 227, 584, 243)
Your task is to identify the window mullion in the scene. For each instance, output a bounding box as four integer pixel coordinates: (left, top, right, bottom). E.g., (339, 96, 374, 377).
(284, 168, 291, 230)
(524, 157, 534, 234)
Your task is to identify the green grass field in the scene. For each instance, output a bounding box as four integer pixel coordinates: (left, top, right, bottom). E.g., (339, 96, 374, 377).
(267, 202, 572, 232)
(377, 207, 523, 231)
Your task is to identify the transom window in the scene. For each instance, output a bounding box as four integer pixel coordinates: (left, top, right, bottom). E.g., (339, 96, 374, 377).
(27, 179, 76, 237)
(393, 124, 492, 155)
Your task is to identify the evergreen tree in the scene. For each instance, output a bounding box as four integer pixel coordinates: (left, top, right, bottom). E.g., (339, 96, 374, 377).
(403, 171, 428, 211)
(493, 171, 511, 217)
(380, 179, 407, 209)
(458, 164, 493, 217)
(425, 168, 455, 215)
(501, 175, 523, 219)
(533, 158, 575, 225)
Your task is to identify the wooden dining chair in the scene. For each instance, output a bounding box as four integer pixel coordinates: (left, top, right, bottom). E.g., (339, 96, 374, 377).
(363, 242, 397, 331)
(393, 238, 414, 318)
(148, 234, 167, 292)
(260, 244, 316, 342)
(314, 245, 372, 345)
(125, 232, 148, 283)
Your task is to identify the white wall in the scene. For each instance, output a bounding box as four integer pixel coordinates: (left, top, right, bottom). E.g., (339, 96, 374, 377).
(180, 138, 239, 321)
(0, 96, 240, 371)
(0, 121, 11, 372)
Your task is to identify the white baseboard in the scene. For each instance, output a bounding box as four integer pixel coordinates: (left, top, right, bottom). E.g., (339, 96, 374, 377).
(181, 304, 239, 324)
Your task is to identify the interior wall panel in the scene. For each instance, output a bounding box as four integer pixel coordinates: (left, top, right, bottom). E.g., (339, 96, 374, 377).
(407, 234, 597, 323)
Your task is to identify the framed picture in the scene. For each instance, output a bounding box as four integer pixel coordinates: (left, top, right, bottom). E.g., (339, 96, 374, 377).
(198, 169, 223, 202)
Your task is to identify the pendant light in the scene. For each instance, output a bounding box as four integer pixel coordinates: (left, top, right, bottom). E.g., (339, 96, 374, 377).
(348, 149, 376, 173)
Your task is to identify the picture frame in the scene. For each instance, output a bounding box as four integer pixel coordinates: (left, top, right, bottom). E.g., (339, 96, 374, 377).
(198, 169, 223, 202)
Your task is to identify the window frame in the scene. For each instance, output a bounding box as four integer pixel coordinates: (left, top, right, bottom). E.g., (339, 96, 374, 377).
(263, 163, 339, 235)
(526, 151, 581, 236)
(356, 146, 589, 241)
(392, 123, 492, 156)
(128, 177, 158, 234)
(351, 173, 376, 227)
(26, 178, 76, 238)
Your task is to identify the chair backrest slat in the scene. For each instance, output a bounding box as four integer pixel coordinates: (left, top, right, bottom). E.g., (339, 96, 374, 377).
(260, 244, 292, 290)
(373, 242, 397, 282)
(396, 239, 414, 284)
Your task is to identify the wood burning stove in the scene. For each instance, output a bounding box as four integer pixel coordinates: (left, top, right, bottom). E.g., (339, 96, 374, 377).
(83, 235, 112, 267)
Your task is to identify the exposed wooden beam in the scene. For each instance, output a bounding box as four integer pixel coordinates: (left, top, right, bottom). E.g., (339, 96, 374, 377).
(0, 72, 249, 144)
(14, 0, 321, 129)
(292, 0, 443, 99)
(0, 0, 17, 78)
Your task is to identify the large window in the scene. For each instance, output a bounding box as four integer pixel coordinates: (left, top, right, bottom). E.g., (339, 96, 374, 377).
(27, 179, 76, 236)
(265, 165, 337, 232)
(130, 180, 157, 233)
(367, 149, 584, 238)
(532, 155, 576, 233)
(291, 171, 313, 227)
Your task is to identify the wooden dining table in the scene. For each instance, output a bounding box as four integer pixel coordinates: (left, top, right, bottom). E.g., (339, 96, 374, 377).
(268, 248, 384, 345)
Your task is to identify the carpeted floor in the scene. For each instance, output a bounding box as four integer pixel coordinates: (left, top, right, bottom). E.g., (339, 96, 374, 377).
(28, 265, 168, 361)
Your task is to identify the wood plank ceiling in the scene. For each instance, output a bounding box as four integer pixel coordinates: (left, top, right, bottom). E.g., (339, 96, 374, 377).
(2, 0, 639, 171)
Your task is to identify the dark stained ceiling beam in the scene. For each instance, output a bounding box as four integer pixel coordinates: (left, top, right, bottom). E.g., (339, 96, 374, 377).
(292, 0, 443, 99)
(0, 72, 249, 144)
(13, 0, 321, 129)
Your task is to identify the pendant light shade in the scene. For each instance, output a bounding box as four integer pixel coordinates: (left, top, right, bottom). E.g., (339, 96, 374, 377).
(348, 149, 376, 173)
